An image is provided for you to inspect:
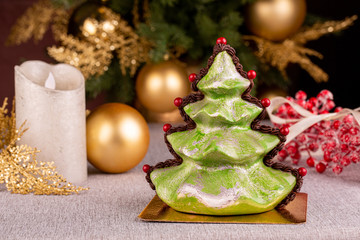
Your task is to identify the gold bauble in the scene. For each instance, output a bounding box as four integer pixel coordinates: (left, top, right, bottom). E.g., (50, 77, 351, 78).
(245, 0, 306, 41)
(136, 61, 191, 113)
(86, 103, 150, 173)
(135, 100, 183, 123)
(258, 87, 288, 100)
(68, 2, 115, 39)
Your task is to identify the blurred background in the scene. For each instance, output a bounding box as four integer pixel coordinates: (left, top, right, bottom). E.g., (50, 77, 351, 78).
(0, 0, 359, 121)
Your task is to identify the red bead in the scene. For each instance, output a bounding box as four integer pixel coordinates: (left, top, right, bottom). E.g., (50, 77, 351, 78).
(349, 127, 359, 135)
(286, 145, 298, 157)
(306, 157, 315, 167)
(333, 120, 341, 130)
(174, 97, 182, 107)
(308, 142, 319, 152)
(278, 149, 288, 159)
(296, 134, 307, 143)
(309, 97, 318, 107)
(340, 156, 351, 166)
(216, 37, 227, 45)
(295, 90, 307, 100)
(296, 99, 306, 107)
(188, 73, 197, 82)
(316, 162, 326, 173)
(332, 165, 343, 174)
(324, 151, 332, 162)
(261, 98, 271, 108)
(287, 108, 297, 117)
(350, 153, 360, 163)
(326, 100, 335, 110)
(142, 164, 150, 173)
(340, 144, 348, 152)
(247, 70, 256, 79)
(343, 115, 354, 124)
(277, 105, 287, 114)
(292, 159, 299, 165)
(298, 167, 307, 176)
(335, 107, 343, 113)
(305, 102, 313, 111)
(163, 123, 172, 132)
(280, 127, 289, 136)
(317, 89, 333, 100)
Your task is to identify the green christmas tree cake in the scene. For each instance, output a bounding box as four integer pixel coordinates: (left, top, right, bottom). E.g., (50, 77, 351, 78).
(144, 38, 304, 215)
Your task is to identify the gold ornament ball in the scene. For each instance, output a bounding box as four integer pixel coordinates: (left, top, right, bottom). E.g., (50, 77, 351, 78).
(245, 0, 306, 41)
(258, 87, 288, 100)
(86, 103, 150, 173)
(136, 61, 190, 113)
(68, 2, 115, 38)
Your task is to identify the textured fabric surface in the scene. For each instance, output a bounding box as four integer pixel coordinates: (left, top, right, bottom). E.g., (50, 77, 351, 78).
(1, 123, 360, 240)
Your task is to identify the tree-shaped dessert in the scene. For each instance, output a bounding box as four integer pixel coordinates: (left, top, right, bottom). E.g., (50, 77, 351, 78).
(143, 38, 306, 215)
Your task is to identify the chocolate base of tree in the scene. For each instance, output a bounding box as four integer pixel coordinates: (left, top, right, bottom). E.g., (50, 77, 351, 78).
(145, 42, 304, 214)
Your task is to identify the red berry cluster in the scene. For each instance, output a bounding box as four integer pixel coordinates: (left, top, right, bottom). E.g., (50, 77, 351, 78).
(274, 90, 360, 174)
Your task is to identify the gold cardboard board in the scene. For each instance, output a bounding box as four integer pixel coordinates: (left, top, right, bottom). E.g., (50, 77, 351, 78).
(138, 193, 307, 224)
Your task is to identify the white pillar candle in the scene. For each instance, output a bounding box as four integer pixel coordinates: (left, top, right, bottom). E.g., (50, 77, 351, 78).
(15, 61, 87, 184)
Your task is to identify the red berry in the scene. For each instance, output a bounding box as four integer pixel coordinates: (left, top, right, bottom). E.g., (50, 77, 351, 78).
(324, 130, 336, 138)
(292, 151, 301, 160)
(332, 165, 343, 174)
(286, 96, 294, 102)
(261, 98, 271, 108)
(298, 167, 307, 176)
(247, 70, 256, 79)
(343, 115, 354, 124)
(326, 100, 335, 110)
(340, 144, 348, 152)
(188, 73, 197, 82)
(296, 134, 307, 143)
(324, 151, 332, 162)
(296, 99, 306, 107)
(287, 145, 298, 156)
(292, 159, 299, 165)
(277, 105, 287, 114)
(308, 142, 319, 152)
(309, 97, 318, 107)
(340, 133, 350, 143)
(349, 127, 359, 135)
(317, 89, 333, 100)
(216, 37, 227, 45)
(295, 90, 307, 100)
(340, 156, 351, 166)
(320, 110, 329, 114)
(350, 153, 360, 163)
(142, 164, 150, 173)
(350, 136, 360, 146)
(316, 162, 326, 173)
(278, 149, 288, 159)
(335, 107, 343, 113)
(333, 120, 341, 130)
(306, 157, 315, 167)
(305, 102, 313, 111)
(163, 123, 172, 132)
(174, 97, 182, 107)
(280, 127, 290, 136)
(331, 153, 341, 163)
(287, 108, 297, 117)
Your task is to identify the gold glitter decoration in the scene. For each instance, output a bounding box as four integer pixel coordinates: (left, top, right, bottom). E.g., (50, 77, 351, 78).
(48, 6, 150, 78)
(0, 98, 88, 195)
(243, 15, 358, 83)
(6, 0, 55, 46)
(6, 0, 150, 78)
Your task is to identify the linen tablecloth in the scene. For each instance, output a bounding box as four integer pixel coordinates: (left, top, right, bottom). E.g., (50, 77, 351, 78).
(1, 123, 360, 239)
